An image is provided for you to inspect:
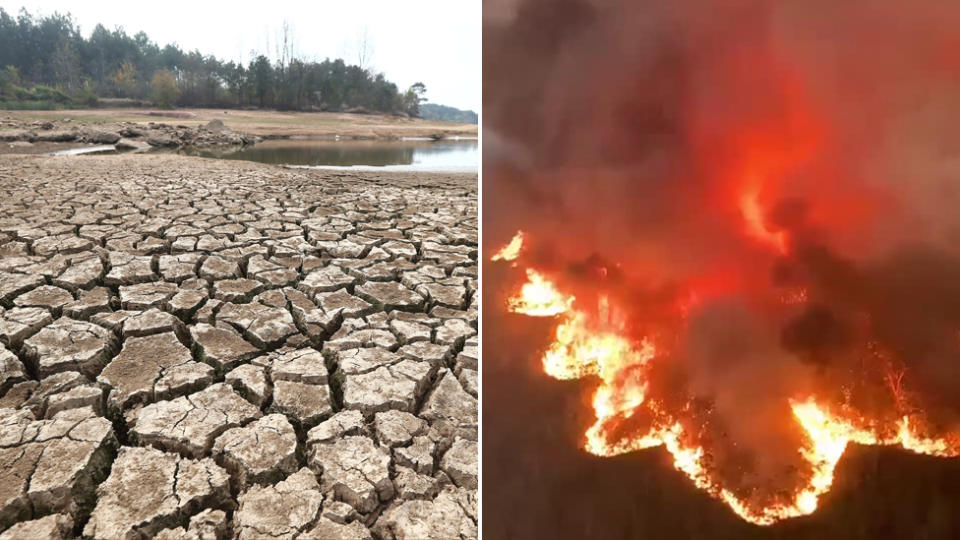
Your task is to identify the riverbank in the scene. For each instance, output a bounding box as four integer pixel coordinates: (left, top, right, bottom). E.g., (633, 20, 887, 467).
(0, 154, 477, 539)
(1, 107, 477, 141)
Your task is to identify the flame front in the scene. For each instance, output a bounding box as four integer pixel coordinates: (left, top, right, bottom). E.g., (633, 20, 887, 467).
(491, 230, 525, 262)
(502, 257, 960, 526)
(507, 269, 574, 317)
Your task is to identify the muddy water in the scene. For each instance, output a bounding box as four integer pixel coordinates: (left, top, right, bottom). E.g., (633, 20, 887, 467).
(173, 139, 478, 172)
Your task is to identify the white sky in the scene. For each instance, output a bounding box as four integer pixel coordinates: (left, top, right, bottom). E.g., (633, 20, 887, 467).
(0, 0, 480, 111)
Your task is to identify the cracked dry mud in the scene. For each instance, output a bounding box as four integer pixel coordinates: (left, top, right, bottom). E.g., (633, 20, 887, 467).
(0, 154, 477, 539)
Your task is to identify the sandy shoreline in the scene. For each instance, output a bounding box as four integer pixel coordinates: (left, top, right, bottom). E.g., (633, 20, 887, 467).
(0, 154, 477, 538)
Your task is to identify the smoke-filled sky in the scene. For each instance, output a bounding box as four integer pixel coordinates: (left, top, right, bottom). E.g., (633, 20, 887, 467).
(0, 0, 480, 111)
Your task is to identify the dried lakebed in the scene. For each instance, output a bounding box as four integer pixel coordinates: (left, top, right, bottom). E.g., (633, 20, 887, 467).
(0, 154, 477, 539)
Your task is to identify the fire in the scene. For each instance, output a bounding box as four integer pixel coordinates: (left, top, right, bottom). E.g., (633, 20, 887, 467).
(495, 250, 960, 526)
(491, 230, 525, 262)
(507, 269, 574, 317)
(739, 190, 788, 254)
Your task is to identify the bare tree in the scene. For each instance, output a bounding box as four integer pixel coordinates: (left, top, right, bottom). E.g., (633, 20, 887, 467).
(276, 21, 293, 77)
(355, 27, 374, 73)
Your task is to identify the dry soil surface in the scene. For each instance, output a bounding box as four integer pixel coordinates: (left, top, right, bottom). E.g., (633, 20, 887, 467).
(2, 108, 478, 140)
(0, 154, 477, 539)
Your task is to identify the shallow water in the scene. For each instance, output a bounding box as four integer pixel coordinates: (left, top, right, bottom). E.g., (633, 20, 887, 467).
(172, 139, 478, 172)
(50, 145, 117, 156)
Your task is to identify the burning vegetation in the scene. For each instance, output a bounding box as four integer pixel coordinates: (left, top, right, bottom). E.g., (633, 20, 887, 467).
(486, 0, 960, 527)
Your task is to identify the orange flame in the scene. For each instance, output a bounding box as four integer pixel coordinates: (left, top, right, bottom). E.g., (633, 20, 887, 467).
(739, 190, 788, 254)
(507, 269, 574, 317)
(491, 230, 526, 262)
(506, 263, 960, 526)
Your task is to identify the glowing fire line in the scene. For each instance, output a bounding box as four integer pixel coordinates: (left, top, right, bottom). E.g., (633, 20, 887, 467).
(491, 230, 525, 262)
(500, 262, 960, 525)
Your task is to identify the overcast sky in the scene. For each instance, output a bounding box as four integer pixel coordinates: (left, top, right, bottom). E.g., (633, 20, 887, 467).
(0, 0, 480, 111)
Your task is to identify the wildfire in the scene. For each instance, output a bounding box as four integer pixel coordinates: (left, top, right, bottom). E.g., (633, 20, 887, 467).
(740, 190, 788, 254)
(496, 234, 960, 526)
(507, 269, 574, 316)
(491, 230, 525, 262)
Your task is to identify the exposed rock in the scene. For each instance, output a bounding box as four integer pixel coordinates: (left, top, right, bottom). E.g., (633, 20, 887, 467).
(20, 371, 86, 417)
(394, 435, 435, 475)
(118, 281, 178, 309)
(0, 307, 53, 348)
(159, 253, 203, 282)
(199, 256, 240, 280)
(225, 363, 270, 407)
(441, 438, 478, 490)
(233, 468, 324, 540)
(44, 385, 103, 418)
(314, 289, 373, 319)
(355, 281, 425, 311)
(374, 486, 477, 540)
(271, 381, 332, 428)
(306, 410, 365, 445)
(115, 138, 150, 151)
(420, 369, 478, 441)
(98, 332, 197, 411)
(0, 272, 45, 305)
(12, 285, 73, 315)
(22, 317, 115, 378)
(62, 287, 111, 319)
(268, 347, 329, 384)
(393, 466, 442, 501)
(0, 513, 73, 540)
(130, 383, 262, 458)
(457, 368, 478, 398)
(309, 435, 393, 514)
(105, 252, 157, 285)
(83, 446, 230, 539)
(147, 133, 177, 147)
(212, 414, 298, 487)
(212, 278, 263, 302)
(0, 408, 116, 528)
(217, 302, 298, 348)
(374, 410, 428, 447)
(190, 323, 259, 371)
(54, 256, 104, 290)
(321, 500, 359, 524)
(155, 509, 228, 540)
(301, 517, 373, 540)
(122, 307, 184, 337)
(88, 130, 121, 144)
(299, 265, 355, 295)
(0, 346, 27, 396)
(342, 358, 433, 416)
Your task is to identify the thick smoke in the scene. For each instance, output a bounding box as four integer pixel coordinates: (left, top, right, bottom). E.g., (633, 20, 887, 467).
(486, 0, 960, 505)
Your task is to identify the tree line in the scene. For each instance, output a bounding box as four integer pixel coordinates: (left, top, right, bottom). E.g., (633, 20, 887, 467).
(0, 8, 427, 115)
